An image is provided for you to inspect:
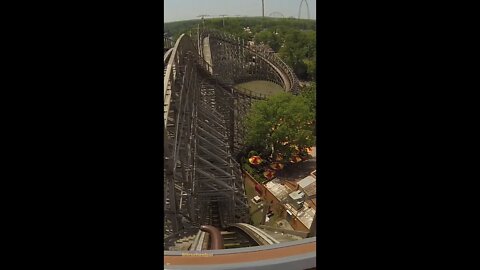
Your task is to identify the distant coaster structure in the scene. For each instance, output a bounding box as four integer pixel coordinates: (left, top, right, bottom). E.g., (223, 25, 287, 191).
(298, 0, 311, 20)
(269, 12, 285, 18)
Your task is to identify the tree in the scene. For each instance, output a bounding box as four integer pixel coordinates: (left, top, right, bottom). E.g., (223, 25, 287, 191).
(300, 83, 316, 136)
(304, 54, 316, 81)
(244, 92, 315, 161)
(300, 82, 316, 113)
(254, 30, 281, 52)
(303, 30, 316, 81)
(278, 30, 309, 79)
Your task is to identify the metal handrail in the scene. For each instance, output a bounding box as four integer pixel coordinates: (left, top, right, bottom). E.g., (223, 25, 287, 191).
(200, 225, 224, 250)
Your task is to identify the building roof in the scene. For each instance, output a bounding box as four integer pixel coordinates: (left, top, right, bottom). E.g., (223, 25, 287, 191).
(288, 190, 305, 201)
(266, 179, 317, 230)
(284, 201, 316, 229)
(307, 146, 316, 158)
(283, 181, 298, 191)
(302, 182, 316, 197)
(265, 179, 290, 202)
(307, 198, 316, 208)
(298, 176, 315, 189)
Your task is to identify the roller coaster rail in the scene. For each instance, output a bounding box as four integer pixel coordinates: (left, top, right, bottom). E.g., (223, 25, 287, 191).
(198, 28, 299, 94)
(163, 27, 315, 269)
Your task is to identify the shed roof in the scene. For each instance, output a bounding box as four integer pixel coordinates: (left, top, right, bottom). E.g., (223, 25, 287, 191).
(298, 175, 315, 189)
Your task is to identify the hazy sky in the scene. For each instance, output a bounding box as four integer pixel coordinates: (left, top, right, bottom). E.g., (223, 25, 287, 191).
(164, 0, 316, 22)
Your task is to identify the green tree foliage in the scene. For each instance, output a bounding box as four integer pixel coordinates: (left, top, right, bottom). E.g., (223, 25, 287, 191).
(304, 57, 316, 81)
(254, 30, 281, 52)
(300, 82, 316, 136)
(245, 92, 315, 160)
(300, 82, 316, 113)
(164, 19, 202, 40)
(279, 30, 316, 81)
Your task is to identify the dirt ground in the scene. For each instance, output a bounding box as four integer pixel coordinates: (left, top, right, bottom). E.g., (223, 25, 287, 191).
(234, 80, 285, 96)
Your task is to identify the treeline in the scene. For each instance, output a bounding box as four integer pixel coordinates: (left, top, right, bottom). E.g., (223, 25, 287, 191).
(164, 19, 202, 40)
(164, 17, 316, 81)
(255, 28, 316, 81)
